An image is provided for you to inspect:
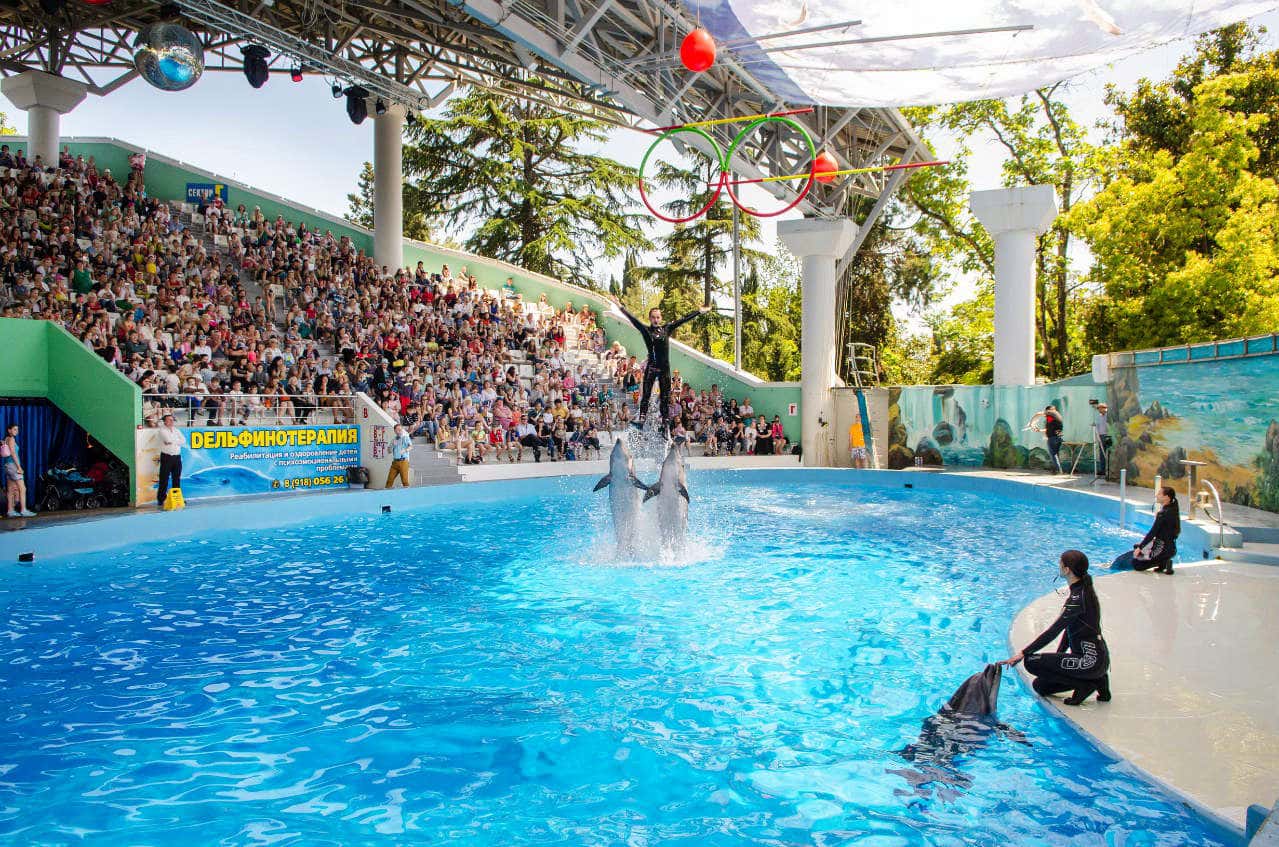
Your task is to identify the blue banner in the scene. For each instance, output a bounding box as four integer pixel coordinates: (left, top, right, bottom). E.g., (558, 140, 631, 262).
(186, 182, 228, 205)
(180, 425, 360, 500)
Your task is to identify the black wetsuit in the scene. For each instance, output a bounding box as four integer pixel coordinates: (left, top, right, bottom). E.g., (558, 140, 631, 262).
(618, 305, 704, 424)
(1022, 580, 1110, 697)
(1044, 412, 1064, 474)
(1132, 501, 1180, 573)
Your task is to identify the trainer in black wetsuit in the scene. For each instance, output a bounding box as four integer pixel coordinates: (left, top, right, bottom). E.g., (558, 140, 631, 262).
(1132, 486, 1180, 574)
(1004, 550, 1111, 706)
(616, 301, 711, 426)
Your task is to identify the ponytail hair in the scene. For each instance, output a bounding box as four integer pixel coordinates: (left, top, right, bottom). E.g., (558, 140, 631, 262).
(1061, 549, 1102, 629)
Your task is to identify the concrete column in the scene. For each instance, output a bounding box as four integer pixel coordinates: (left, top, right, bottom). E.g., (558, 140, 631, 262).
(1, 71, 89, 167)
(778, 217, 857, 468)
(970, 185, 1058, 386)
(372, 103, 406, 273)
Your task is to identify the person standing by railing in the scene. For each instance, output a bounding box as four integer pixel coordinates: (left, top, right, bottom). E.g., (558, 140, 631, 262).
(157, 414, 185, 509)
(385, 424, 412, 489)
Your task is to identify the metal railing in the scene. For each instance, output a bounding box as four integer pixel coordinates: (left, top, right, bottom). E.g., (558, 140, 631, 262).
(142, 392, 357, 427)
(1198, 480, 1226, 550)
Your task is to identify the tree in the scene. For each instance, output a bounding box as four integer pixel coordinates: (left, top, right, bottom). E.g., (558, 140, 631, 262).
(401, 86, 649, 286)
(346, 161, 437, 243)
(645, 151, 762, 353)
(908, 91, 1098, 380)
(1073, 25, 1279, 351)
(711, 245, 803, 381)
(927, 282, 996, 384)
(0, 110, 15, 136)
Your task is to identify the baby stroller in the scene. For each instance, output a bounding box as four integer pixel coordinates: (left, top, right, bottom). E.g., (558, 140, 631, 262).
(38, 464, 102, 512)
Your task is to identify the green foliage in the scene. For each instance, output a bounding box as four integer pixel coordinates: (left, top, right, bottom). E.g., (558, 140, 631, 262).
(1076, 25, 1279, 351)
(710, 246, 803, 382)
(927, 282, 995, 385)
(906, 90, 1098, 381)
(345, 160, 436, 244)
(0, 110, 15, 136)
(401, 85, 650, 286)
(644, 152, 762, 353)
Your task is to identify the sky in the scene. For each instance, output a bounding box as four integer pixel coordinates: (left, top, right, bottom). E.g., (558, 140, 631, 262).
(8, 9, 1277, 311)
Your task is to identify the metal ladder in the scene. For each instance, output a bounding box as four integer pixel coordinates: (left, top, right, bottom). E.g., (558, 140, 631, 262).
(845, 343, 880, 469)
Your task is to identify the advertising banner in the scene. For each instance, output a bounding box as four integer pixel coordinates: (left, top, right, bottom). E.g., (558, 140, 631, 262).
(135, 425, 360, 503)
(185, 182, 228, 205)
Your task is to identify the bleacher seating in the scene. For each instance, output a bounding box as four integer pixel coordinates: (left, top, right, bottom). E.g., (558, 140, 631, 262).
(0, 148, 791, 466)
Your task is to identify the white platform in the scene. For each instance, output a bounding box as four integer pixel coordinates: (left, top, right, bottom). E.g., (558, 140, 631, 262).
(1011, 561, 1279, 831)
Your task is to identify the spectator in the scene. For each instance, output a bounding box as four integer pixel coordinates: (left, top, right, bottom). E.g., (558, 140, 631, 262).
(3, 422, 35, 517)
(386, 423, 412, 487)
(848, 410, 869, 469)
(156, 413, 184, 508)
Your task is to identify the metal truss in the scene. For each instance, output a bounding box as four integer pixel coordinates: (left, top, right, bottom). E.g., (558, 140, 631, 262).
(0, 0, 926, 223)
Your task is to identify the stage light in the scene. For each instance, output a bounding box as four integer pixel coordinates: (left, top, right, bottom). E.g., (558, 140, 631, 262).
(331, 81, 343, 99)
(290, 64, 303, 83)
(374, 98, 387, 116)
(134, 22, 205, 92)
(345, 86, 369, 125)
(241, 44, 270, 89)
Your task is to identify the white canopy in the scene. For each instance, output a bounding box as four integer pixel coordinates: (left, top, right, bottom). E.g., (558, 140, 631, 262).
(686, 0, 1273, 106)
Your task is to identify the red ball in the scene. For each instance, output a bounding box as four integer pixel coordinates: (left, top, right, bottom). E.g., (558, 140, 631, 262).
(812, 150, 839, 184)
(680, 28, 716, 73)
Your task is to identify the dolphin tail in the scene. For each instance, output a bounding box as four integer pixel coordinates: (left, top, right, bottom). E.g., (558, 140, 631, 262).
(643, 483, 661, 502)
(593, 474, 612, 492)
(678, 483, 690, 502)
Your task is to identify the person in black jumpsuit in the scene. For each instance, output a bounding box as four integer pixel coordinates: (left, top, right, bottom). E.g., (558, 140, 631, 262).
(1132, 486, 1180, 574)
(1004, 550, 1111, 706)
(615, 301, 712, 428)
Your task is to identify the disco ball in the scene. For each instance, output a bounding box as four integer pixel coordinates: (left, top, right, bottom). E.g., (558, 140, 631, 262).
(134, 23, 204, 92)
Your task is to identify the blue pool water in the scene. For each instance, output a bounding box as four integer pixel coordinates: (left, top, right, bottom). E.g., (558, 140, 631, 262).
(0, 477, 1231, 845)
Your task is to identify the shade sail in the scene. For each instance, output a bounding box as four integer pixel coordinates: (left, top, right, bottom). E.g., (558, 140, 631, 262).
(684, 0, 1274, 106)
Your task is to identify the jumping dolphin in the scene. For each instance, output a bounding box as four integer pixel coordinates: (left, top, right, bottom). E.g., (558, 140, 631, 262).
(642, 443, 689, 552)
(891, 664, 1029, 797)
(593, 439, 648, 556)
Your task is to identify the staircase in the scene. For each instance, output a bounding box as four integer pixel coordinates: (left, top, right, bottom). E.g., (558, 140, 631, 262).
(1215, 526, 1279, 567)
(409, 438, 462, 486)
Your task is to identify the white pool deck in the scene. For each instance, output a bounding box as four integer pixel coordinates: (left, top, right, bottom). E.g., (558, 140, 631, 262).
(1011, 560, 1279, 834)
(4, 463, 1277, 839)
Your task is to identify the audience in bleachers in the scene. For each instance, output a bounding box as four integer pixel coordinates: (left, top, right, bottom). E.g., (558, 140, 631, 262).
(0, 149, 791, 465)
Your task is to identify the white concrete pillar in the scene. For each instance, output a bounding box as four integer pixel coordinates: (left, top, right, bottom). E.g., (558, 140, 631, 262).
(1, 71, 89, 167)
(778, 217, 857, 467)
(970, 185, 1058, 386)
(372, 103, 406, 273)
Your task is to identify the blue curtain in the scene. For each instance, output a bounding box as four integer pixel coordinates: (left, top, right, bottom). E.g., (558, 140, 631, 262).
(0, 399, 87, 505)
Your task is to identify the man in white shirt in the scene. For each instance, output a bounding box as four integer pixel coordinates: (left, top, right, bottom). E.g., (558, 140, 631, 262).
(157, 413, 186, 508)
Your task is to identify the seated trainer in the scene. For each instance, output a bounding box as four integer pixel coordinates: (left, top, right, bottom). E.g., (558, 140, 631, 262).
(1003, 550, 1111, 706)
(1132, 486, 1180, 575)
(613, 299, 712, 429)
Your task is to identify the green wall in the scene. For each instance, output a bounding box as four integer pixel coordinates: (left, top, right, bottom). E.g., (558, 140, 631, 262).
(0, 318, 142, 498)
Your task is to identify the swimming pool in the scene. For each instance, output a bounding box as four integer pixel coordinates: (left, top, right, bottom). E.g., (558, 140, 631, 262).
(0, 473, 1230, 845)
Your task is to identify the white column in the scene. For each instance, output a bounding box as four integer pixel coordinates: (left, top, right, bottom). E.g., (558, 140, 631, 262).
(1, 71, 89, 167)
(778, 217, 857, 468)
(372, 103, 406, 273)
(970, 185, 1058, 386)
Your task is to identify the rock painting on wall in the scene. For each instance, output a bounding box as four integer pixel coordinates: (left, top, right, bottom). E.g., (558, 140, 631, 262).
(1107, 353, 1279, 511)
(887, 384, 1105, 472)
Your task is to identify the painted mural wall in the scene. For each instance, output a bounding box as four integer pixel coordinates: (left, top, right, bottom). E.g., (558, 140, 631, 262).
(888, 384, 1105, 471)
(1107, 351, 1279, 511)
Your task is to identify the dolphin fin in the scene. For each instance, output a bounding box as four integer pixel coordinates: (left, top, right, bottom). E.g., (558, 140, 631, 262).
(629, 475, 649, 491)
(643, 483, 661, 502)
(678, 483, 690, 502)
(593, 474, 612, 492)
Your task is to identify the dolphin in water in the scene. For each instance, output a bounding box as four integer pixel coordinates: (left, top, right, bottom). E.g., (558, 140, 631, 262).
(593, 439, 648, 556)
(891, 664, 1029, 798)
(642, 443, 689, 553)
